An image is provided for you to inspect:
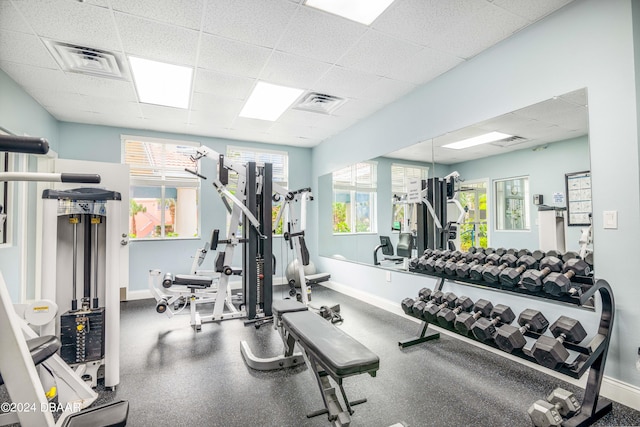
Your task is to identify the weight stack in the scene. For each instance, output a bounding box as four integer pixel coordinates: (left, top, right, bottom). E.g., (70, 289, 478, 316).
(60, 308, 105, 365)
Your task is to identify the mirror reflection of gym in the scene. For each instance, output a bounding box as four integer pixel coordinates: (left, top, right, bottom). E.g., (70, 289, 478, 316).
(318, 88, 590, 266)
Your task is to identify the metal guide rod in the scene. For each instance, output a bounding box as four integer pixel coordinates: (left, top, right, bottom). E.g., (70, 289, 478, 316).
(93, 216, 99, 309)
(72, 217, 78, 311)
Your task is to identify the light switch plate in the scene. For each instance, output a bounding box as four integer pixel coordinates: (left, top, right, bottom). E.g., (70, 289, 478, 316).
(603, 210, 618, 229)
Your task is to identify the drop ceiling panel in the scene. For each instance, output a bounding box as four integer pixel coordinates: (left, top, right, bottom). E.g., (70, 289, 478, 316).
(83, 97, 141, 117)
(202, 0, 297, 48)
(373, 0, 487, 47)
(193, 69, 254, 100)
(69, 74, 137, 101)
(28, 89, 92, 112)
(331, 97, 384, 120)
(0, 30, 59, 69)
(336, 30, 422, 77)
(198, 34, 271, 78)
(492, 0, 573, 22)
(313, 66, 381, 99)
(0, 61, 76, 93)
(0, 2, 32, 34)
(358, 77, 416, 104)
(385, 47, 464, 85)
(115, 13, 199, 65)
(432, 3, 529, 59)
(12, 0, 120, 51)
(276, 6, 367, 64)
(140, 104, 189, 123)
(259, 51, 332, 89)
(276, 108, 324, 127)
(110, 0, 204, 30)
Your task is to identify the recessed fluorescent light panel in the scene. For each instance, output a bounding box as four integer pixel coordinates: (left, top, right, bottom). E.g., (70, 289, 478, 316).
(442, 131, 513, 150)
(129, 56, 193, 109)
(239, 81, 304, 121)
(304, 0, 394, 25)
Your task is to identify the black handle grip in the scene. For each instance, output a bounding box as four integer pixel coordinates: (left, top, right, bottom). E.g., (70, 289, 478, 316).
(185, 168, 207, 179)
(0, 135, 49, 155)
(60, 173, 101, 183)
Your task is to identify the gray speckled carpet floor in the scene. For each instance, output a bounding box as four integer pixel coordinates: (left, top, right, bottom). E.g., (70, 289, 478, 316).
(3, 284, 640, 426)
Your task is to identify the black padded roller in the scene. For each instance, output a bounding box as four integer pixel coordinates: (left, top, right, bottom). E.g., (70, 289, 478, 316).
(0, 134, 49, 154)
(60, 173, 101, 183)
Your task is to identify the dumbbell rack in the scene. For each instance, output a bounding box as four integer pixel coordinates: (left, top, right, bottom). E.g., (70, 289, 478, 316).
(399, 270, 615, 427)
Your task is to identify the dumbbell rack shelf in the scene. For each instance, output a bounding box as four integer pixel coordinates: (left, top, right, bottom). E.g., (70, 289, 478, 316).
(399, 271, 615, 427)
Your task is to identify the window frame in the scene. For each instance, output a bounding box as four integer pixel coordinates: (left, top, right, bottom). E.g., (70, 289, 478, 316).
(122, 135, 202, 241)
(332, 161, 378, 235)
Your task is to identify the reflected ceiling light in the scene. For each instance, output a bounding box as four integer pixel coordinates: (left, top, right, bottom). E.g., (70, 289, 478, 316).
(442, 131, 513, 150)
(240, 81, 304, 121)
(129, 56, 192, 109)
(304, 0, 395, 25)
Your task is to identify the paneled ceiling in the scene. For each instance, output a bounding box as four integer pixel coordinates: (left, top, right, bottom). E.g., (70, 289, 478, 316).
(0, 0, 574, 148)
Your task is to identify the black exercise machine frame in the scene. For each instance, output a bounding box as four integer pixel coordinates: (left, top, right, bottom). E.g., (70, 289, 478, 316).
(399, 270, 614, 427)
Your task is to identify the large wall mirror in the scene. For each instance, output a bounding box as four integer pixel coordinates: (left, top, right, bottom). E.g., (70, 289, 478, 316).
(318, 88, 590, 269)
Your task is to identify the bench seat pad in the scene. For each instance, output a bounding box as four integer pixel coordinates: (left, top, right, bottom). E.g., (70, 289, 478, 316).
(282, 311, 379, 377)
(272, 299, 308, 317)
(174, 274, 213, 286)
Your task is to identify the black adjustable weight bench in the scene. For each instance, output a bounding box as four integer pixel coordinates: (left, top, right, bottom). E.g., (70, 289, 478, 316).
(282, 309, 379, 426)
(162, 273, 213, 289)
(240, 300, 379, 426)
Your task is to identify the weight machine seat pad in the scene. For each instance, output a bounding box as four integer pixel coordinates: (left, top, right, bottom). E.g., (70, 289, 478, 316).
(60, 400, 129, 427)
(272, 299, 308, 318)
(173, 274, 213, 286)
(282, 311, 379, 378)
(0, 335, 61, 386)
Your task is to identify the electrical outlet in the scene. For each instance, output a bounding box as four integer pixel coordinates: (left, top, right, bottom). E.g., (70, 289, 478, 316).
(386, 271, 391, 282)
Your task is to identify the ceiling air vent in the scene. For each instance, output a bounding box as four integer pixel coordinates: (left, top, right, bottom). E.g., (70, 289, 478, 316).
(45, 40, 125, 79)
(294, 92, 346, 114)
(491, 135, 527, 147)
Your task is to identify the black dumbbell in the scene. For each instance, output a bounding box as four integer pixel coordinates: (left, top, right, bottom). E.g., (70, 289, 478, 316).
(422, 292, 458, 323)
(443, 252, 475, 276)
(454, 299, 494, 334)
(471, 304, 516, 342)
(469, 253, 502, 280)
(421, 250, 453, 273)
(400, 287, 433, 314)
(542, 258, 591, 297)
(584, 252, 594, 270)
(528, 388, 581, 427)
(482, 253, 518, 283)
(499, 255, 538, 287)
(516, 248, 531, 257)
(411, 290, 443, 318)
(436, 296, 474, 327)
(434, 250, 463, 273)
(455, 252, 486, 278)
(532, 249, 546, 262)
(561, 251, 579, 262)
(483, 247, 496, 255)
(521, 256, 563, 292)
(494, 309, 549, 353)
(530, 316, 587, 370)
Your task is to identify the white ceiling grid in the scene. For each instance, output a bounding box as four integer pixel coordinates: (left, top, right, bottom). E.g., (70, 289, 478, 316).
(0, 0, 574, 148)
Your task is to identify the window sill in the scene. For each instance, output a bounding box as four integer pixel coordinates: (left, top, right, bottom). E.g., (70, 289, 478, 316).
(130, 236, 200, 242)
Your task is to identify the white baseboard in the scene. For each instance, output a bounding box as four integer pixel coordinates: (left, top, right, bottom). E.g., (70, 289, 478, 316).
(320, 280, 640, 411)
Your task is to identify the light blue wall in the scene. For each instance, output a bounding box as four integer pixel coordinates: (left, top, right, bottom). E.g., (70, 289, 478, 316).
(449, 136, 590, 251)
(313, 0, 640, 389)
(0, 69, 60, 302)
(58, 122, 313, 292)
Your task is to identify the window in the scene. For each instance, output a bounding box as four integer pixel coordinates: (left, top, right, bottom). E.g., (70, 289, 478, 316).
(332, 162, 377, 234)
(122, 136, 200, 240)
(225, 146, 288, 234)
(391, 163, 428, 232)
(458, 180, 488, 250)
(495, 176, 530, 230)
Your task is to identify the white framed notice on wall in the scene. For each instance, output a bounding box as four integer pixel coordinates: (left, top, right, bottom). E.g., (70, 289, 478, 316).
(565, 170, 592, 226)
